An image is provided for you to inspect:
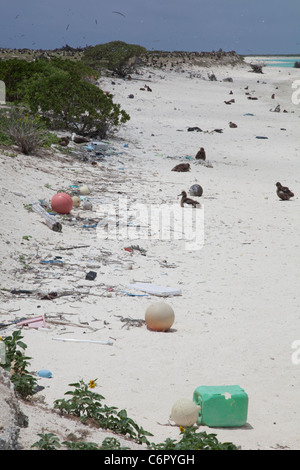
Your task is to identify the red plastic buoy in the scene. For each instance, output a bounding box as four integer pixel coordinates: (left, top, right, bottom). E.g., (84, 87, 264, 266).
(51, 193, 73, 214)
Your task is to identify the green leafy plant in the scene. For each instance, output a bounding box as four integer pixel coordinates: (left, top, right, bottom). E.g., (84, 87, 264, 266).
(0, 106, 47, 155)
(23, 72, 129, 138)
(149, 426, 238, 450)
(32, 433, 130, 450)
(82, 40, 147, 77)
(0, 58, 130, 139)
(54, 379, 152, 444)
(31, 433, 61, 450)
(1, 330, 38, 398)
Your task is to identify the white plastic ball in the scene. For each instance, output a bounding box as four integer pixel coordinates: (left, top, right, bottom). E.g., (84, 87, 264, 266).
(145, 301, 175, 332)
(79, 185, 90, 195)
(170, 398, 200, 427)
(72, 196, 81, 207)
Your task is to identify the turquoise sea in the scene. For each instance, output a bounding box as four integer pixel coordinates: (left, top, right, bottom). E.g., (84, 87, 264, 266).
(255, 57, 300, 68)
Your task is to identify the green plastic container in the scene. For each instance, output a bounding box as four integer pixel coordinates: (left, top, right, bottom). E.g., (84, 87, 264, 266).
(193, 385, 248, 427)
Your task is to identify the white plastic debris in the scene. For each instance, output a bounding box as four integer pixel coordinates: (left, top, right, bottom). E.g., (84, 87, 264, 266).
(125, 282, 182, 297)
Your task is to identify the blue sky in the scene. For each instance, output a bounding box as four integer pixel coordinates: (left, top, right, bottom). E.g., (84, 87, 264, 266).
(1, 0, 299, 54)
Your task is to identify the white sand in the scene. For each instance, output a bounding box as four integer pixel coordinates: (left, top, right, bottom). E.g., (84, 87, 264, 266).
(1, 60, 300, 450)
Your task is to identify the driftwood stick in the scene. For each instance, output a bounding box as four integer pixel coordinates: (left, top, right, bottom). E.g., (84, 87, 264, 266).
(32, 203, 62, 232)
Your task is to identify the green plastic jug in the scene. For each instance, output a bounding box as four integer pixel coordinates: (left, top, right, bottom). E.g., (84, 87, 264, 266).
(193, 385, 248, 427)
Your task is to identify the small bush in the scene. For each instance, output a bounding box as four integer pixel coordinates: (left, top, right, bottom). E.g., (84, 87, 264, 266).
(82, 41, 147, 77)
(0, 106, 47, 154)
(54, 379, 152, 445)
(21, 71, 130, 138)
(0, 58, 130, 139)
(0, 330, 37, 398)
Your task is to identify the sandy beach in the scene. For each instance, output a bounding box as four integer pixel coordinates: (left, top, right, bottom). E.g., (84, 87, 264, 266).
(1, 57, 300, 450)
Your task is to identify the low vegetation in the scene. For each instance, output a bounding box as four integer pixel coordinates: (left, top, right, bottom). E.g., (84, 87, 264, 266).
(0, 331, 37, 398)
(0, 333, 237, 450)
(0, 55, 130, 151)
(82, 40, 147, 77)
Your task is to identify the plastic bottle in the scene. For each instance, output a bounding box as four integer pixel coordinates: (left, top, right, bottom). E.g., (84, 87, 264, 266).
(0, 340, 6, 365)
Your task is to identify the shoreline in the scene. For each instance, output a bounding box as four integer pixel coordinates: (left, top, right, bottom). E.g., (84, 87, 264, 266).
(1, 60, 300, 450)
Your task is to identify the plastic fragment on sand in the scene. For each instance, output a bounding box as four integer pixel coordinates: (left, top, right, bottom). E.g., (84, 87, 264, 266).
(41, 259, 63, 265)
(37, 369, 52, 378)
(125, 282, 182, 297)
(85, 271, 97, 280)
(17, 315, 47, 329)
(120, 290, 149, 297)
(52, 337, 113, 345)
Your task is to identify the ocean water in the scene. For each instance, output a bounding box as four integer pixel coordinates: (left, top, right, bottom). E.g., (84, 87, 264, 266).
(258, 57, 300, 68)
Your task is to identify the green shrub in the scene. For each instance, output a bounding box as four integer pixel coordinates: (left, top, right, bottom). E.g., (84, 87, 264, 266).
(0, 58, 130, 138)
(21, 69, 129, 137)
(0, 58, 98, 102)
(0, 330, 38, 398)
(31, 433, 61, 450)
(54, 379, 152, 445)
(82, 40, 147, 77)
(0, 106, 47, 154)
(149, 426, 238, 450)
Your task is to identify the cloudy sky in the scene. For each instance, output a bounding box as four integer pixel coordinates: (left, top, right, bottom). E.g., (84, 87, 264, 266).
(1, 0, 299, 54)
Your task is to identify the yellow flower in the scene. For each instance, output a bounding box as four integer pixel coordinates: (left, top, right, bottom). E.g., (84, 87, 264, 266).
(179, 426, 185, 433)
(88, 379, 97, 389)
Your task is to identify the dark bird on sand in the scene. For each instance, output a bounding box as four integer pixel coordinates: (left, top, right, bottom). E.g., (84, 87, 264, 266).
(224, 99, 235, 104)
(58, 136, 70, 146)
(178, 191, 200, 208)
(72, 133, 89, 144)
(229, 122, 238, 128)
(276, 182, 294, 201)
(172, 163, 190, 172)
(195, 147, 206, 160)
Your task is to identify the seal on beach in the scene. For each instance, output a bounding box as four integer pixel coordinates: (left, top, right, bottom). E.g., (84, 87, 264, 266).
(189, 184, 203, 197)
(172, 163, 190, 172)
(72, 133, 89, 144)
(178, 191, 200, 208)
(195, 147, 206, 160)
(276, 182, 294, 201)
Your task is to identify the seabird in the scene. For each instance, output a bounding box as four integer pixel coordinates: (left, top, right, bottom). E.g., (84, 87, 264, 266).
(112, 11, 126, 17)
(276, 182, 294, 201)
(58, 136, 70, 146)
(178, 191, 200, 208)
(71, 133, 89, 144)
(195, 147, 206, 160)
(172, 163, 190, 172)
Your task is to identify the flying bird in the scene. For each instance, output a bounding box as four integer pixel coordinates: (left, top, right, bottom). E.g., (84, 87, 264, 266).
(112, 11, 126, 17)
(66, 24, 70, 30)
